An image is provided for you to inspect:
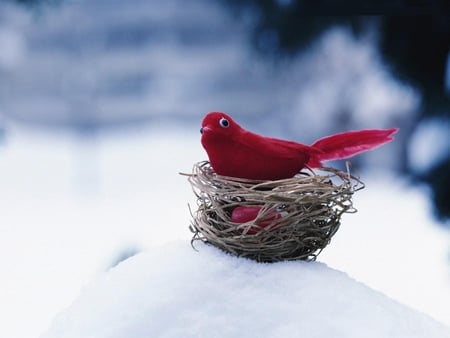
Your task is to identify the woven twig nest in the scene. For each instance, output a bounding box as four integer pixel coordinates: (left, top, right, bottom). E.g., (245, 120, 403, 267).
(185, 161, 364, 262)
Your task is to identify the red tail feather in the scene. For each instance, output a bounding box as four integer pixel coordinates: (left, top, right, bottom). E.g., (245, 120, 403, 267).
(307, 128, 398, 168)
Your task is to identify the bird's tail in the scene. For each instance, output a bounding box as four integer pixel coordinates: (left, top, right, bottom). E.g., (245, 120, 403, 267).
(307, 128, 399, 168)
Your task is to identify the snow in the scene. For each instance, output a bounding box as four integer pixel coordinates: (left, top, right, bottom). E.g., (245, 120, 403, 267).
(288, 28, 419, 133)
(42, 241, 450, 338)
(0, 124, 449, 338)
(320, 175, 450, 326)
(408, 117, 450, 173)
(0, 126, 201, 338)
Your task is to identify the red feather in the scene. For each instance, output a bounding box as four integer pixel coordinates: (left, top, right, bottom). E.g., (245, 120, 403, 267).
(308, 128, 398, 167)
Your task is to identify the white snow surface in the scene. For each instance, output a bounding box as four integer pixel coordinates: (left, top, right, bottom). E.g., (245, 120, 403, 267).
(1, 125, 450, 338)
(42, 241, 450, 338)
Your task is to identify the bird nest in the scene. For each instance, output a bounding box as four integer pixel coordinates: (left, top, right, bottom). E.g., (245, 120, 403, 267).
(184, 161, 364, 263)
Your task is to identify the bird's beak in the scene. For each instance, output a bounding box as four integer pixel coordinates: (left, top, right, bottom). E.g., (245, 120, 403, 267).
(200, 126, 212, 134)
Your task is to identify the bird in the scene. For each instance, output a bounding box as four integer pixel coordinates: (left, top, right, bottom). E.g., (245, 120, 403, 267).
(200, 112, 398, 180)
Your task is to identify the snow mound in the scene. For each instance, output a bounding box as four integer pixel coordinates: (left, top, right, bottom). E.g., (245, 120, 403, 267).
(42, 241, 450, 338)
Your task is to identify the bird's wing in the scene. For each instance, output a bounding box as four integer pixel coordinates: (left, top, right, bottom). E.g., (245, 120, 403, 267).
(238, 130, 318, 159)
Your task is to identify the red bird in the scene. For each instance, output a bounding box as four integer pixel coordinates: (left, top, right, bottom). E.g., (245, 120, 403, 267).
(200, 112, 398, 180)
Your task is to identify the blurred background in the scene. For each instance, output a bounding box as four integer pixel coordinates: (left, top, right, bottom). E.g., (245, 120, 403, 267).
(0, 0, 449, 337)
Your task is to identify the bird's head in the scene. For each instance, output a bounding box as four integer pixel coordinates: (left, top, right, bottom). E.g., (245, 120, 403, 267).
(200, 112, 240, 143)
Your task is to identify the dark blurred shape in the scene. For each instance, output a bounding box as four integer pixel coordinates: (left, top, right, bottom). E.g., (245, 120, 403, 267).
(380, 15, 450, 114)
(12, 0, 60, 5)
(11, 0, 62, 10)
(221, 0, 450, 221)
(421, 158, 450, 221)
(225, 0, 366, 54)
(224, 0, 449, 110)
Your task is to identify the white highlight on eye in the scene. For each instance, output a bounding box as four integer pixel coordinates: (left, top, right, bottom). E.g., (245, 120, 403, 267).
(219, 118, 229, 128)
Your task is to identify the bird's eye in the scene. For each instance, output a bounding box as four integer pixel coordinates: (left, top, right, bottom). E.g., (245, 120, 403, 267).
(200, 127, 203, 134)
(219, 118, 229, 128)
